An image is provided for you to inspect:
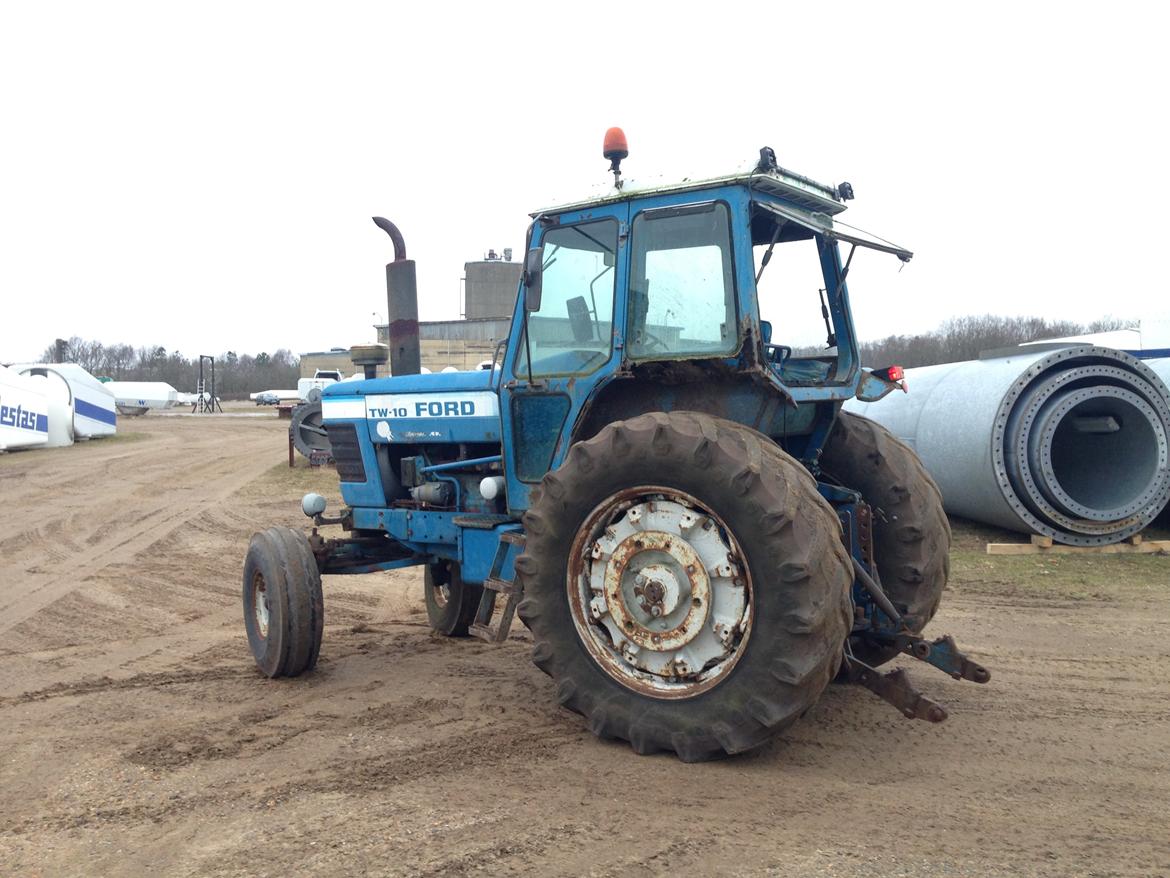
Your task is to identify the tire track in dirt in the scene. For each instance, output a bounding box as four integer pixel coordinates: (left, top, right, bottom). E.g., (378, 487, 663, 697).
(0, 577, 430, 696)
(0, 664, 256, 710)
(0, 434, 277, 637)
(0, 432, 182, 512)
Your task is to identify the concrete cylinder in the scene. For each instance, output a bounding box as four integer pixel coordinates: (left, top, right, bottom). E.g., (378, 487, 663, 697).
(846, 345, 1170, 545)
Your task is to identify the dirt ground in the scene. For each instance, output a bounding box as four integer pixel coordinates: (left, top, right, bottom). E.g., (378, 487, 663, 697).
(1, 408, 1168, 877)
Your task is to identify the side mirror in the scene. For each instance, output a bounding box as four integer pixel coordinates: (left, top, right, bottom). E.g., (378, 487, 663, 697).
(524, 247, 543, 312)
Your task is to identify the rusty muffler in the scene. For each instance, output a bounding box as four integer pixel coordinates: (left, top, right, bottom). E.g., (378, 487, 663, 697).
(372, 217, 420, 376)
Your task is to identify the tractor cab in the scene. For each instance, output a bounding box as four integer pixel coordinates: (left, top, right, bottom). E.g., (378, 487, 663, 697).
(499, 138, 912, 509)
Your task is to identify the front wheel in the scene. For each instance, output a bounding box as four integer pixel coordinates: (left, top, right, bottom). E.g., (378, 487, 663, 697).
(243, 527, 324, 677)
(424, 561, 482, 636)
(517, 412, 853, 762)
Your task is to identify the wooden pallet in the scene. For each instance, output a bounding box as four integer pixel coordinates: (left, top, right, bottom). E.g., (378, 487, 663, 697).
(986, 533, 1170, 555)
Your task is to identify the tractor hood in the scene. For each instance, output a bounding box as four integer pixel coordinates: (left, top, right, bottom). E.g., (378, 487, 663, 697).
(321, 370, 502, 444)
(324, 370, 497, 397)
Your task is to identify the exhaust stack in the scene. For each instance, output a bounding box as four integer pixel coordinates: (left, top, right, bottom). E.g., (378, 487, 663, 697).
(372, 217, 420, 376)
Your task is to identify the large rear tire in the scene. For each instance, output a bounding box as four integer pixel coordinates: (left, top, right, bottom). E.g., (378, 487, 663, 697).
(243, 527, 324, 677)
(517, 412, 853, 762)
(820, 410, 951, 667)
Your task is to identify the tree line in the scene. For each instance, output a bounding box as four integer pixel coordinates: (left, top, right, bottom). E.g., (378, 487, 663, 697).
(32, 315, 1135, 396)
(855, 314, 1134, 368)
(36, 337, 300, 398)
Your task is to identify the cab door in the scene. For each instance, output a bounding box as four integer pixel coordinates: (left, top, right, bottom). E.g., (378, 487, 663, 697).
(499, 202, 630, 513)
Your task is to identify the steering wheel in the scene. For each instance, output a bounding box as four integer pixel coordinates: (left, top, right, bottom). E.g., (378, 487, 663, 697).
(768, 344, 792, 367)
(638, 330, 666, 351)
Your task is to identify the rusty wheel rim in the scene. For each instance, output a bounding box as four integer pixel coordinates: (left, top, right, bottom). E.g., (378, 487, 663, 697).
(567, 487, 753, 699)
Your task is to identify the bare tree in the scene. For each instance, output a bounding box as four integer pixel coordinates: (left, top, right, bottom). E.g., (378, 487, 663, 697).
(35, 336, 299, 398)
(857, 314, 1121, 368)
(1087, 315, 1138, 332)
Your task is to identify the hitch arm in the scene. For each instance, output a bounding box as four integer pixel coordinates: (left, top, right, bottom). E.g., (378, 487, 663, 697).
(844, 656, 948, 723)
(852, 630, 992, 684)
(900, 634, 991, 684)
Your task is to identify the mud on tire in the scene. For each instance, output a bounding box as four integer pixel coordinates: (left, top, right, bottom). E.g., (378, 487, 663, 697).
(820, 410, 951, 667)
(516, 412, 853, 762)
(243, 526, 324, 677)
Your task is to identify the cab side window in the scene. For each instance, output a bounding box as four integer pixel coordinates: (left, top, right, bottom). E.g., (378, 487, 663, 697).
(628, 202, 737, 359)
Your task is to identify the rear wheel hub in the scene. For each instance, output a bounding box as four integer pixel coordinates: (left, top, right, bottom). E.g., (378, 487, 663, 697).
(569, 489, 751, 698)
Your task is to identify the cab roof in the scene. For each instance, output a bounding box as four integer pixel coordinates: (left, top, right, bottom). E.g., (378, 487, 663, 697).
(532, 156, 848, 218)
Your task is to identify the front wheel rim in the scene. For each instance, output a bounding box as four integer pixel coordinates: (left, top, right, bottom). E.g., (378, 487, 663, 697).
(251, 571, 270, 639)
(429, 564, 452, 609)
(567, 487, 753, 699)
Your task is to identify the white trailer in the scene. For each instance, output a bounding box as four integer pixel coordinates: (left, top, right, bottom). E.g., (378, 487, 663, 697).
(103, 381, 179, 416)
(296, 370, 343, 402)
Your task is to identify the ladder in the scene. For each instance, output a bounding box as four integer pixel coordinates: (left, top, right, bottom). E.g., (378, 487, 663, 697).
(469, 531, 526, 643)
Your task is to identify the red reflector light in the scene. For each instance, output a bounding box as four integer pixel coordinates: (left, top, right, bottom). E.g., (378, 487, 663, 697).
(887, 365, 904, 382)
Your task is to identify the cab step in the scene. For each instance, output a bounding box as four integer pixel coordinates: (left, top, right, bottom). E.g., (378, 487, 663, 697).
(469, 578, 522, 642)
(468, 530, 525, 643)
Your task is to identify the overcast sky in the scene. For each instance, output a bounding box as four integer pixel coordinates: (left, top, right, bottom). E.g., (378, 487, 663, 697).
(2, 2, 1166, 364)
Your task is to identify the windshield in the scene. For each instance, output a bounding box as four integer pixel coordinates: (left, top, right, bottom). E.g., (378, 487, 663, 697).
(515, 218, 618, 377)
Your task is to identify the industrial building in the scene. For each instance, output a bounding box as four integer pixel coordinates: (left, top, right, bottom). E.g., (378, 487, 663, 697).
(463, 249, 521, 319)
(374, 249, 519, 372)
(302, 249, 521, 376)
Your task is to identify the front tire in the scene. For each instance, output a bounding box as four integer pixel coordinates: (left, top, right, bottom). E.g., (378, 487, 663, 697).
(243, 527, 324, 677)
(517, 412, 853, 762)
(424, 561, 482, 636)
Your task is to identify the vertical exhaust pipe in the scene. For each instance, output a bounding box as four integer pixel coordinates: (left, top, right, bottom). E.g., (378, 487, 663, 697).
(372, 217, 420, 376)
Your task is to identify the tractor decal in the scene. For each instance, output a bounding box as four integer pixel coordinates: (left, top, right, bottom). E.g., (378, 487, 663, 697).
(365, 392, 500, 420)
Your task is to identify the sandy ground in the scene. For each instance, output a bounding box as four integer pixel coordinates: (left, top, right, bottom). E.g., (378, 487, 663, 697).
(1, 408, 1168, 877)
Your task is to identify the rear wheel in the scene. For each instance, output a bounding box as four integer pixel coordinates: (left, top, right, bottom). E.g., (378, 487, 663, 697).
(518, 412, 853, 761)
(820, 410, 951, 667)
(424, 561, 482, 636)
(243, 527, 324, 677)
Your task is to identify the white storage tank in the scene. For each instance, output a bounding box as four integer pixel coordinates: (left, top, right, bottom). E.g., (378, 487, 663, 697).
(0, 365, 50, 451)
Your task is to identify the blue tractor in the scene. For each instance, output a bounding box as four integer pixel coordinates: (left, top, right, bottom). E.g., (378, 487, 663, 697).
(243, 131, 989, 761)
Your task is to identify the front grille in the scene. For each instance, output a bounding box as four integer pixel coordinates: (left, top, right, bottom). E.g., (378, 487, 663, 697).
(326, 423, 366, 482)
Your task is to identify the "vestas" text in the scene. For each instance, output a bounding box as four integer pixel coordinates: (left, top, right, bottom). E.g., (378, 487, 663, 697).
(0, 402, 48, 433)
